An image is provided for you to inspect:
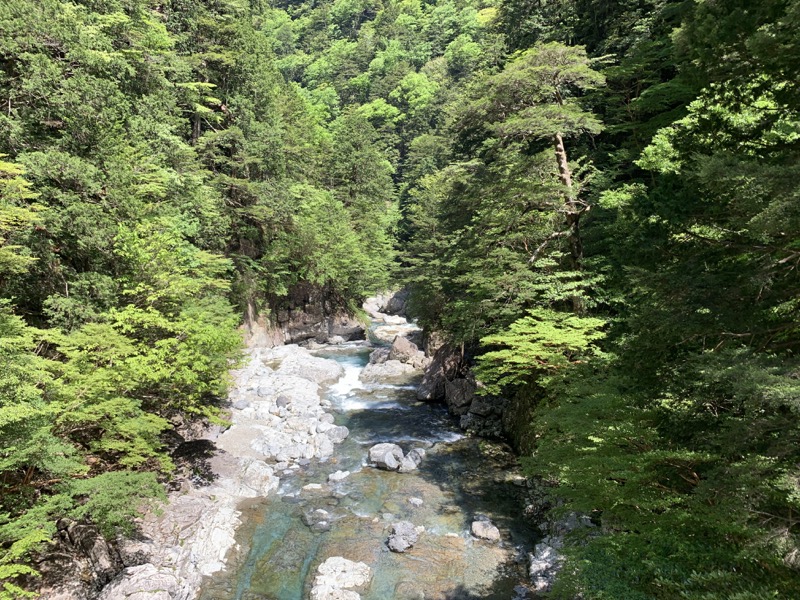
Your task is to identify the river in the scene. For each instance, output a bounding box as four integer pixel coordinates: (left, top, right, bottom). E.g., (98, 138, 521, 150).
(197, 321, 536, 599)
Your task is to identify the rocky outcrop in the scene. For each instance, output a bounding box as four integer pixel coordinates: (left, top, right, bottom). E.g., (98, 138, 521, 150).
(310, 557, 372, 600)
(242, 293, 366, 348)
(416, 344, 462, 401)
(387, 521, 423, 553)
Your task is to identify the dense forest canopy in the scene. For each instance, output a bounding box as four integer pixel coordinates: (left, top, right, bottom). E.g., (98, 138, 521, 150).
(1, 0, 800, 598)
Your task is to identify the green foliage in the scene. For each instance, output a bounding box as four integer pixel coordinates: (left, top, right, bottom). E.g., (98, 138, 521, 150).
(0, 157, 39, 277)
(476, 309, 606, 393)
(67, 472, 165, 537)
(2, 0, 799, 597)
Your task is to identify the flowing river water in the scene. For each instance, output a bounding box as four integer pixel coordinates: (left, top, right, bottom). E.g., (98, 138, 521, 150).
(198, 322, 536, 600)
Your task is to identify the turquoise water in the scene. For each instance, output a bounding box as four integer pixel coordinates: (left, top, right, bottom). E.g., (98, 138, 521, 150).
(199, 338, 534, 600)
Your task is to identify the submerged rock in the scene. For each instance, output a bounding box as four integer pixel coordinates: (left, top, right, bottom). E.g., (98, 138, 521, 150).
(387, 521, 423, 553)
(310, 556, 372, 600)
(303, 509, 333, 533)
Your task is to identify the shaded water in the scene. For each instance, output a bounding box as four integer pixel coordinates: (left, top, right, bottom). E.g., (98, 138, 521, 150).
(200, 333, 534, 600)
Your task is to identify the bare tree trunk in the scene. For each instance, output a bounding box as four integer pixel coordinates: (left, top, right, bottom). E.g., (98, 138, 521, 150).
(553, 132, 585, 312)
(553, 132, 583, 267)
(554, 132, 573, 190)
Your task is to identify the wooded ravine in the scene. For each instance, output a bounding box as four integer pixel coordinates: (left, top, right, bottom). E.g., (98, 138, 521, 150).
(1, 0, 799, 598)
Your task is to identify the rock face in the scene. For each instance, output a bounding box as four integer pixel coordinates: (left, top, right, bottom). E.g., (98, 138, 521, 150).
(310, 557, 372, 600)
(387, 521, 423, 553)
(471, 517, 501, 542)
(444, 377, 476, 416)
(35, 520, 125, 600)
(368, 444, 425, 473)
(416, 345, 462, 401)
(243, 298, 366, 347)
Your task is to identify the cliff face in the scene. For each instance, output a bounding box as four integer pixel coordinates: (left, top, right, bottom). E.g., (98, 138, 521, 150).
(242, 288, 367, 348)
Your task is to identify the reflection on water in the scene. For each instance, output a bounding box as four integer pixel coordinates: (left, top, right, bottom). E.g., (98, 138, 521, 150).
(199, 338, 534, 600)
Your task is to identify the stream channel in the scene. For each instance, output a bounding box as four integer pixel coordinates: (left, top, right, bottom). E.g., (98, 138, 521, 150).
(198, 320, 535, 600)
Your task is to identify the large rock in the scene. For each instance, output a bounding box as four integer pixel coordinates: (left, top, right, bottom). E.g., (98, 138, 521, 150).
(471, 518, 501, 542)
(387, 521, 422, 553)
(444, 378, 476, 416)
(269, 345, 344, 385)
(388, 335, 418, 363)
(388, 336, 429, 369)
(398, 448, 426, 473)
(359, 360, 419, 385)
(369, 347, 390, 364)
(368, 444, 424, 473)
(368, 443, 405, 470)
(310, 557, 372, 600)
(416, 345, 462, 401)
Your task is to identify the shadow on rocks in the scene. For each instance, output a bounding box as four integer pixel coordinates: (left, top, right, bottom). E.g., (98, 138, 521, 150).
(171, 439, 219, 488)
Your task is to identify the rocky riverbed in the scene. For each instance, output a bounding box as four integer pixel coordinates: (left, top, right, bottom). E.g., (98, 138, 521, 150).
(94, 343, 356, 600)
(74, 292, 562, 600)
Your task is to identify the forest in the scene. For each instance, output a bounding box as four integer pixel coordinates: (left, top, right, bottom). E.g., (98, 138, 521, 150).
(1, 0, 799, 598)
